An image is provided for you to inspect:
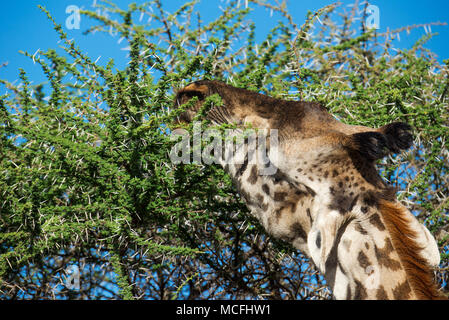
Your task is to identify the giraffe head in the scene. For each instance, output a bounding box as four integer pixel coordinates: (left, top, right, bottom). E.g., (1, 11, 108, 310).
(174, 80, 413, 160)
(173, 80, 444, 299)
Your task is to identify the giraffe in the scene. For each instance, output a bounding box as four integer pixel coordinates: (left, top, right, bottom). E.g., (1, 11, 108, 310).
(173, 80, 443, 299)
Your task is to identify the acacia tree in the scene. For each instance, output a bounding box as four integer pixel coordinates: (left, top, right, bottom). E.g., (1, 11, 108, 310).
(0, 0, 448, 299)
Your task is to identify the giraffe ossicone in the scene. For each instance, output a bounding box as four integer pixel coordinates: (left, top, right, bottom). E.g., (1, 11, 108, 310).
(172, 80, 444, 300)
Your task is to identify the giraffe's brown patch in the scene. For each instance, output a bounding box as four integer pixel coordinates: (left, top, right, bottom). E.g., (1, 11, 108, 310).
(255, 193, 269, 211)
(272, 170, 284, 184)
(325, 219, 352, 292)
(274, 192, 287, 202)
(280, 221, 307, 243)
(392, 280, 412, 300)
(376, 286, 389, 299)
(379, 200, 445, 300)
(289, 201, 297, 213)
(247, 165, 258, 184)
(345, 284, 352, 300)
(235, 156, 248, 177)
(355, 222, 368, 235)
(354, 279, 368, 300)
(369, 213, 386, 231)
(374, 238, 401, 271)
(328, 191, 359, 214)
(274, 208, 283, 220)
(306, 208, 313, 225)
(304, 185, 316, 197)
(365, 242, 370, 250)
(357, 251, 371, 270)
(262, 183, 270, 195)
(362, 191, 378, 207)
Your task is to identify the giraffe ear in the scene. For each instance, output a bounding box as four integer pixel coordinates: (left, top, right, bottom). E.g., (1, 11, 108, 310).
(380, 122, 413, 153)
(348, 122, 414, 161)
(349, 131, 390, 161)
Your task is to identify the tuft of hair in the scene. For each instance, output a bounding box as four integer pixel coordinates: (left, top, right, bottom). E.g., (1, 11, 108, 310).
(381, 122, 413, 153)
(350, 131, 389, 161)
(378, 199, 445, 300)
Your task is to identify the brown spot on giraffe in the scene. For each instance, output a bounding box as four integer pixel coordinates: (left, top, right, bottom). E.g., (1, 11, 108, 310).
(369, 213, 386, 231)
(392, 280, 412, 300)
(274, 192, 287, 202)
(247, 165, 258, 184)
(262, 183, 270, 195)
(354, 279, 368, 300)
(374, 238, 402, 271)
(357, 251, 371, 270)
(376, 286, 389, 299)
(354, 223, 368, 236)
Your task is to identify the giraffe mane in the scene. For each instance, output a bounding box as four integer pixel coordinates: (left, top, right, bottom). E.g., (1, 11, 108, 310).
(378, 199, 444, 300)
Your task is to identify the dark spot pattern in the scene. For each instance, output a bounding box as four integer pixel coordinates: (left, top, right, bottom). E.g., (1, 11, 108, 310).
(290, 222, 307, 241)
(247, 165, 258, 184)
(369, 213, 386, 231)
(357, 251, 371, 270)
(355, 223, 368, 235)
(374, 239, 402, 271)
(354, 279, 368, 300)
(262, 183, 270, 195)
(392, 280, 412, 300)
(328, 190, 359, 214)
(376, 286, 388, 299)
(274, 192, 287, 202)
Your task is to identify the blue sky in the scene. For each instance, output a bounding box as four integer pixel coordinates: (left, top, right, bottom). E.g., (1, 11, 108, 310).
(0, 0, 448, 89)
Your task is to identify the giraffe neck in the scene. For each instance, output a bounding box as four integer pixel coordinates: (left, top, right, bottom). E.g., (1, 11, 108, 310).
(273, 143, 442, 299)
(214, 130, 442, 299)
(325, 199, 443, 300)
(216, 134, 316, 256)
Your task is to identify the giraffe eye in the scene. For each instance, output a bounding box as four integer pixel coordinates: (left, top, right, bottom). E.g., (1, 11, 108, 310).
(315, 231, 321, 249)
